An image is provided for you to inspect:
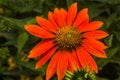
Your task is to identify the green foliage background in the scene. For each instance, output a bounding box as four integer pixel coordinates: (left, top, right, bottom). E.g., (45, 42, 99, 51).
(0, 0, 120, 80)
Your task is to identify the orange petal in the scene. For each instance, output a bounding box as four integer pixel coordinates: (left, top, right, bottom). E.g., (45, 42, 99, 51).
(86, 52, 98, 73)
(35, 47, 56, 69)
(82, 41, 107, 58)
(76, 47, 88, 68)
(79, 16, 89, 28)
(82, 39, 108, 50)
(71, 50, 81, 70)
(46, 51, 61, 80)
(25, 24, 55, 38)
(67, 2, 77, 25)
(68, 60, 74, 72)
(76, 47, 98, 73)
(82, 30, 108, 39)
(28, 40, 55, 58)
(60, 8, 67, 16)
(48, 11, 59, 29)
(36, 16, 57, 32)
(67, 52, 75, 72)
(68, 54, 74, 72)
(60, 8, 67, 26)
(80, 21, 104, 32)
(68, 51, 81, 72)
(73, 8, 88, 27)
(57, 51, 68, 80)
(54, 8, 66, 27)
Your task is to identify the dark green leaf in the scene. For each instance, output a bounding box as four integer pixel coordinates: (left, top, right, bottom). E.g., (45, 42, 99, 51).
(66, 0, 74, 8)
(105, 34, 113, 47)
(114, 31, 120, 41)
(17, 32, 28, 53)
(104, 13, 117, 29)
(97, 47, 119, 70)
(95, 0, 120, 5)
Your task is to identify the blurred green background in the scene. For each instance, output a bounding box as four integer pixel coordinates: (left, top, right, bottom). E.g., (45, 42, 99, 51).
(0, 0, 120, 80)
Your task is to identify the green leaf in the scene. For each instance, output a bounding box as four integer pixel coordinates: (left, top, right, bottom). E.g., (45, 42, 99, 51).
(88, 7, 104, 19)
(104, 13, 117, 29)
(114, 31, 120, 41)
(97, 47, 119, 70)
(106, 47, 119, 58)
(27, 18, 36, 24)
(105, 34, 113, 47)
(77, 1, 105, 19)
(20, 0, 45, 13)
(10, 17, 33, 29)
(66, 0, 74, 8)
(110, 47, 120, 64)
(17, 32, 29, 53)
(17, 61, 35, 71)
(95, 0, 120, 5)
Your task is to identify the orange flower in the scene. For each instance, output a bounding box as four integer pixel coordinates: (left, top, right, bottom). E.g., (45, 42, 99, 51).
(25, 2, 108, 80)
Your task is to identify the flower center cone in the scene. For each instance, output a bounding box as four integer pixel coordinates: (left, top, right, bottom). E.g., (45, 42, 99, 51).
(55, 26, 81, 50)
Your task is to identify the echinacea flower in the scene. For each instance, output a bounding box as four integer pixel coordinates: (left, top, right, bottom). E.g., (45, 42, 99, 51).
(25, 2, 108, 80)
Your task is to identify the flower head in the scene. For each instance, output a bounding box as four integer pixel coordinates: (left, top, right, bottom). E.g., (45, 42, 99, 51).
(25, 2, 108, 80)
